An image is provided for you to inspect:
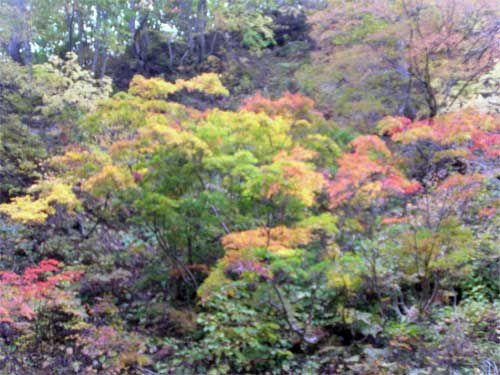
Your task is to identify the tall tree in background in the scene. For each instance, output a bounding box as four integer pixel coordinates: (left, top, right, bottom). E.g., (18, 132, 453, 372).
(0, 0, 33, 66)
(298, 0, 499, 128)
(0, 0, 297, 81)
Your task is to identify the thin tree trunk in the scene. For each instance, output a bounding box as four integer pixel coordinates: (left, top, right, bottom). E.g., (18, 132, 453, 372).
(179, 0, 194, 63)
(76, 7, 85, 64)
(128, 0, 136, 37)
(22, 40, 32, 77)
(209, 32, 218, 55)
(65, 0, 75, 52)
(92, 6, 102, 77)
(167, 39, 174, 68)
(100, 49, 109, 78)
(92, 41, 100, 76)
(195, 0, 207, 62)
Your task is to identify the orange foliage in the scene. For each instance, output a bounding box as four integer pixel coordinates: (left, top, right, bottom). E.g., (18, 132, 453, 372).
(350, 135, 392, 158)
(221, 226, 311, 266)
(479, 206, 497, 218)
(381, 216, 411, 225)
(273, 145, 317, 163)
(240, 91, 319, 119)
(379, 110, 500, 158)
(261, 146, 326, 207)
(328, 135, 421, 208)
(222, 226, 311, 252)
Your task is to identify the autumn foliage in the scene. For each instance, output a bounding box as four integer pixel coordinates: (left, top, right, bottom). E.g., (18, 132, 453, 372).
(0, 48, 498, 373)
(379, 109, 500, 158)
(0, 260, 82, 323)
(328, 135, 421, 208)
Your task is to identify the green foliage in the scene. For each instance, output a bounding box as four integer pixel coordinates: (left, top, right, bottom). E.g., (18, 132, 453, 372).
(31, 53, 112, 122)
(183, 291, 291, 373)
(0, 116, 46, 199)
(0, 54, 111, 200)
(213, 0, 276, 53)
(0, 3, 498, 373)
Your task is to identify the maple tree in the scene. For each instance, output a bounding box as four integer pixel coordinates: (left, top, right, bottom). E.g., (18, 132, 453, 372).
(326, 109, 499, 320)
(299, 0, 499, 129)
(0, 53, 111, 200)
(328, 134, 421, 209)
(0, 74, 339, 293)
(0, 259, 82, 324)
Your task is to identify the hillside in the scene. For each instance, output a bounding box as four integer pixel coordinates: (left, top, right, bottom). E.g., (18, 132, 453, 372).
(0, 1, 499, 374)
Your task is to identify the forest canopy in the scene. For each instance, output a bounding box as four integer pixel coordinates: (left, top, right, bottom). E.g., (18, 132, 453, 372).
(0, 0, 499, 374)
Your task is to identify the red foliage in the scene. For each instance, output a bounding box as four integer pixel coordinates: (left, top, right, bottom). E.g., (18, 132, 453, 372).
(379, 110, 500, 158)
(0, 259, 83, 323)
(479, 206, 497, 218)
(328, 135, 421, 208)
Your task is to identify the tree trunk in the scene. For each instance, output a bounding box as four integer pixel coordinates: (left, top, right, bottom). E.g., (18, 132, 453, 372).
(92, 41, 100, 76)
(92, 6, 102, 77)
(209, 32, 218, 55)
(22, 40, 32, 78)
(179, 0, 194, 64)
(7, 35, 23, 64)
(100, 50, 109, 78)
(76, 7, 85, 64)
(195, 0, 207, 63)
(6, 0, 29, 64)
(65, 0, 75, 52)
(423, 81, 438, 118)
(128, 0, 136, 41)
(167, 39, 174, 68)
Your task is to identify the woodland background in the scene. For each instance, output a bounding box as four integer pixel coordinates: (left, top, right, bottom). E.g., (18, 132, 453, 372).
(0, 0, 499, 374)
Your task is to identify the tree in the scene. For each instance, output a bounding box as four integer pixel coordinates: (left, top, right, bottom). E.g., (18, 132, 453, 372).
(0, 54, 111, 200)
(298, 0, 499, 129)
(0, 259, 82, 324)
(1, 74, 340, 300)
(0, 0, 33, 65)
(326, 109, 499, 321)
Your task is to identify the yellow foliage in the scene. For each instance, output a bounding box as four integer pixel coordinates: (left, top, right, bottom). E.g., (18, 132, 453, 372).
(327, 271, 359, 292)
(377, 116, 407, 136)
(128, 73, 228, 100)
(221, 225, 311, 266)
(327, 253, 365, 294)
(199, 109, 293, 161)
(262, 146, 326, 206)
(176, 73, 229, 96)
(0, 196, 50, 224)
(197, 266, 236, 304)
(431, 148, 469, 163)
(28, 180, 80, 209)
(136, 122, 210, 158)
(82, 164, 136, 197)
(128, 75, 178, 99)
(222, 225, 311, 252)
(273, 145, 317, 162)
(52, 146, 111, 181)
(393, 125, 439, 144)
(0, 180, 79, 224)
